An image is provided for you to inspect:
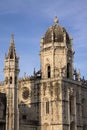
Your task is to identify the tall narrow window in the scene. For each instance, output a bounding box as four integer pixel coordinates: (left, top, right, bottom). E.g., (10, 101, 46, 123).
(67, 63, 70, 78)
(48, 66, 51, 78)
(10, 77, 12, 84)
(46, 101, 49, 114)
(70, 97, 72, 114)
(69, 96, 73, 115)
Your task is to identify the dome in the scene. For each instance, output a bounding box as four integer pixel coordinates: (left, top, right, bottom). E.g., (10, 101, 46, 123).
(44, 17, 70, 44)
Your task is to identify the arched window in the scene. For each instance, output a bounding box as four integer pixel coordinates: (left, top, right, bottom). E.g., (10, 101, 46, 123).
(47, 66, 51, 78)
(67, 63, 70, 78)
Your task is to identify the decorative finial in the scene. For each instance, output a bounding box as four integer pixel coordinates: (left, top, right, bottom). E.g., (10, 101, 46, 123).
(10, 33, 14, 44)
(11, 33, 14, 40)
(54, 16, 59, 24)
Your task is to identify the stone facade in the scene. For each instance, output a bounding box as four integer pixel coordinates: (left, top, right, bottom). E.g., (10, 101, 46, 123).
(0, 93, 6, 130)
(0, 17, 87, 130)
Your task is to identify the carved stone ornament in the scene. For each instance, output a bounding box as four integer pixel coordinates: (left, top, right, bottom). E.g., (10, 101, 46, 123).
(22, 87, 29, 100)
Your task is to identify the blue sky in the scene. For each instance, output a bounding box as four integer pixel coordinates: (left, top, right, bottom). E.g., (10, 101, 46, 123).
(0, 0, 87, 81)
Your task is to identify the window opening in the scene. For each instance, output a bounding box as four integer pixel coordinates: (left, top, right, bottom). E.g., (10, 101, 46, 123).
(10, 77, 12, 84)
(67, 63, 70, 78)
(48, 66, 51, 78)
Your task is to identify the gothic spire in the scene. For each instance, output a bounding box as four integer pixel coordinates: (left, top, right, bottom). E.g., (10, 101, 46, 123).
(7, 34, 17, 59)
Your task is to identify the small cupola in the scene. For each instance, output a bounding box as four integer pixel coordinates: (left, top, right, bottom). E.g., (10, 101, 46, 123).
(43, 17, 70, 44)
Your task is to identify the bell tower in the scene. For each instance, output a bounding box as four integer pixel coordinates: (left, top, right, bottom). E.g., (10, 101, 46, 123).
(40, 17, 75, 130)
(4, 34, 19, 130)
(40, 17, 74, 79)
